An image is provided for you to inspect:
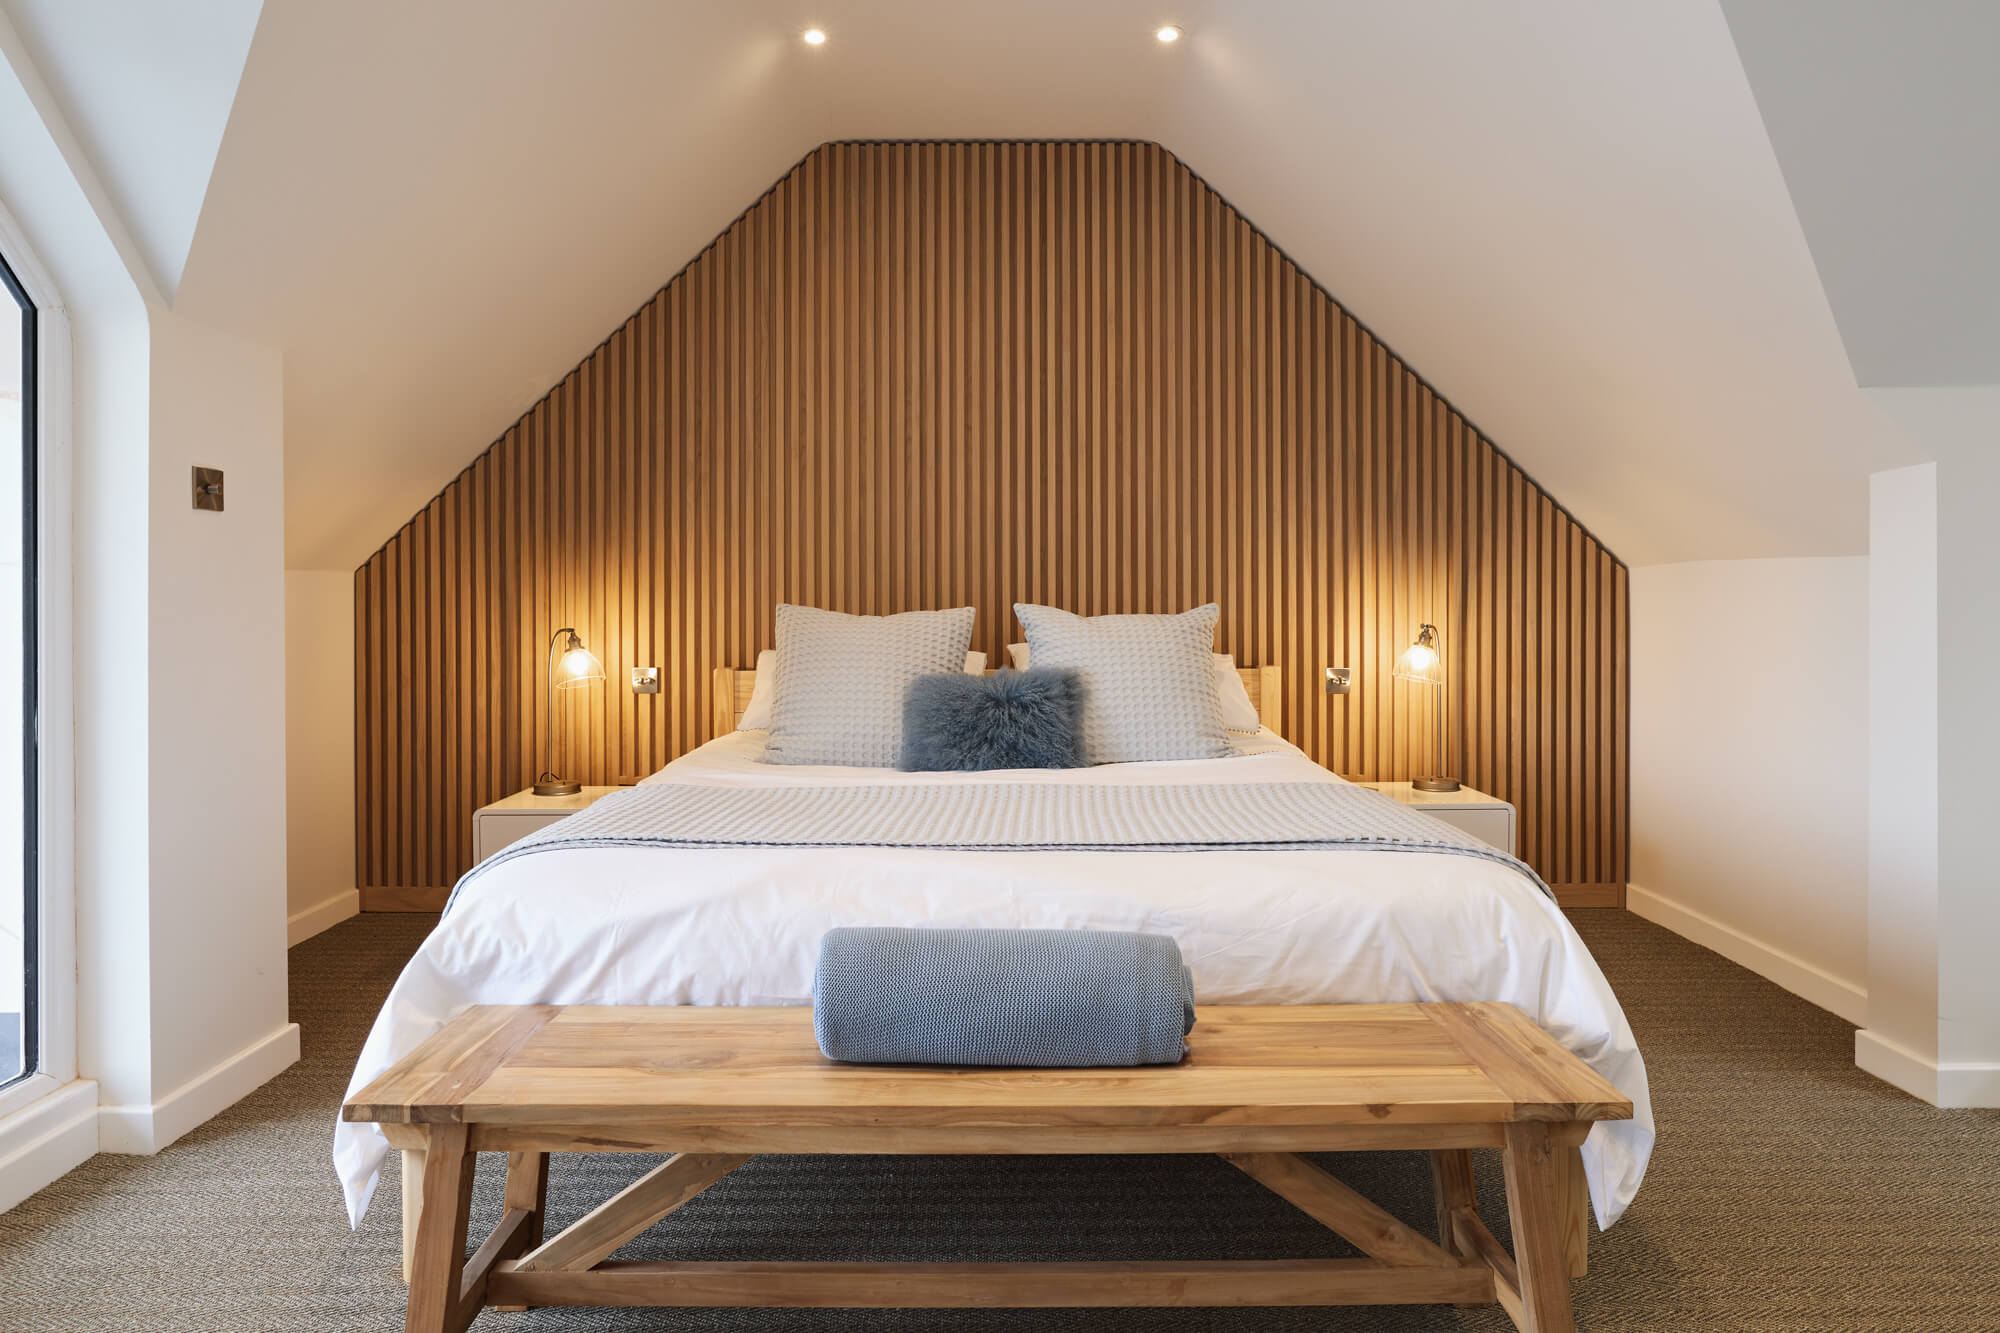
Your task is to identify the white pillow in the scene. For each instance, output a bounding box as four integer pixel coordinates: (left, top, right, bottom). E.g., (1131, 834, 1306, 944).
(765, 605, 978, 766)
(1009, 642, 1261, 732)
(1212, 655, 1262, 732)
(739, 648, 986, 730)
(737, 648, 780, 729)
(1013, 602, 1230, 763)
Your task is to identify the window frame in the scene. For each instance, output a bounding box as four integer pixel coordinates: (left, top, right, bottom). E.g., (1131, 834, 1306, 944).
(0, 242, 32, 1095)
(0, 200, 73, 1120)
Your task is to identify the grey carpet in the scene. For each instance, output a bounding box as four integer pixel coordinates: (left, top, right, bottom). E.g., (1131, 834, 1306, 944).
(2, 909, 1997, 1330)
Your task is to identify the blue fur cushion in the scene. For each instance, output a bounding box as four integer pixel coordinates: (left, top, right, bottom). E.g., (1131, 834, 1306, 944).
(899, 669, 1088, 771)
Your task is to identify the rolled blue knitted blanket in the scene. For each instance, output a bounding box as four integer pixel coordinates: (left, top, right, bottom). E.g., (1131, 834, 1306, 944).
(811, 926, 1195, 1067)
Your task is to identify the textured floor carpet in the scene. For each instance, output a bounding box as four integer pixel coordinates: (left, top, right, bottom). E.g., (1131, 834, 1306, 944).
(2, 910, 1997, 1330)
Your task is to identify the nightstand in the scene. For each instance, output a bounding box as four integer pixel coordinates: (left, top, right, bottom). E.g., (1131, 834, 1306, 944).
(473, 787, 621, 862)
(1355, 781, 1517, 855)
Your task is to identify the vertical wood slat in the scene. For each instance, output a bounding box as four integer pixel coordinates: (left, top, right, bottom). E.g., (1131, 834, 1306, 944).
(355, 141, 1628, 907)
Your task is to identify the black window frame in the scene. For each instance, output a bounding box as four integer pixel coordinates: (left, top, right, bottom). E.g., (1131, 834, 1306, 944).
(0, 243, 36, 1093)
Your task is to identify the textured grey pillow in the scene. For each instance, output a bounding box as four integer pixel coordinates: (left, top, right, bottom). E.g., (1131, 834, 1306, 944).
(1012, 603, 1231, 763)
(765, 605, 976, 767)
(900, 669, 1088, 771)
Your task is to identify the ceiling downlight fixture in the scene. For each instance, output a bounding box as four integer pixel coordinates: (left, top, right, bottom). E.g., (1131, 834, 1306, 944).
(802, 27, 827, 46)
(1155, 24, 1182, 43)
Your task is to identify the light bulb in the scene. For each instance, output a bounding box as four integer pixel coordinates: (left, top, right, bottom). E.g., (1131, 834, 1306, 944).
(1397, 643, 1438, 675)
(1156, 24, 1182, 43)
(802, 28, 827, 45)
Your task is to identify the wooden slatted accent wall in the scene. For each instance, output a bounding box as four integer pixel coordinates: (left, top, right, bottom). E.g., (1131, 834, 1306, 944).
(355, 141, 1627, 909)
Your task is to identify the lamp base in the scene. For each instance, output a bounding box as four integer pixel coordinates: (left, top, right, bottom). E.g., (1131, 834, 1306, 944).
(532, 776, 582, 797)
(1411, 776, 1462, 793)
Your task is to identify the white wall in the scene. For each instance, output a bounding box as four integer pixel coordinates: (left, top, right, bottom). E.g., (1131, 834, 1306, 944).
(1934, 445, 2000, 1089)
(1863, 465, 1938, 1070)
(1630, 557, 1869, 1022)
(1855, 403, 2000, 1107)
(112, 311, 294, 1153)
(284, 569, 354, 941)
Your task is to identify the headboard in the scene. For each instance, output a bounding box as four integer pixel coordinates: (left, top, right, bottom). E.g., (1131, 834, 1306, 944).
(712, 664, 1283, 737)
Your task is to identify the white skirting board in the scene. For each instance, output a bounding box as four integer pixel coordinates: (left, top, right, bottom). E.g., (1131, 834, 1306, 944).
(97, 1022, 301, 1156)
(1855, 1029, 2000, 1108)
(0, 1079, 99, 1215)
(288, 888, 360, 946)
(1626, 883, 1868, 1026)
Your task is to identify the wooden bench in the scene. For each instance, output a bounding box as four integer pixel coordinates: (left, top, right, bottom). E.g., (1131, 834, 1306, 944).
(344, 1002, 1630, 1333)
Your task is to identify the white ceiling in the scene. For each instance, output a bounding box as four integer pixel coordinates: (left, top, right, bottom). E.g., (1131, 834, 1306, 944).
(17, 1, 1923, 569)
(2, 0, 259, 302)
(1723, 0, 2000, 389)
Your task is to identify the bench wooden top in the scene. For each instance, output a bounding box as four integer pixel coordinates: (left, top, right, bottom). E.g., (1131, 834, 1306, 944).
(344, 1003, 1630, 1131)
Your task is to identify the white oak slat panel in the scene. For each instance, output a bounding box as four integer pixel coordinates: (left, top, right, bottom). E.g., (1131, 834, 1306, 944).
(356, 141, 1627, 909)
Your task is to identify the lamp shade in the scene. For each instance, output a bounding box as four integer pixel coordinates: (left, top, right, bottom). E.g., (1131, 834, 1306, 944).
(560, 644, 604, 684)
(556, 638, 605, 689)
(1393, 624, 1443, 686)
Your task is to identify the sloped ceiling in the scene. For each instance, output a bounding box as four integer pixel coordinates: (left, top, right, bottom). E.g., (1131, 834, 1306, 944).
(0, 0, 261, 302)
(140, 2, 1916, 567)
(1723, 0, 2000, 389)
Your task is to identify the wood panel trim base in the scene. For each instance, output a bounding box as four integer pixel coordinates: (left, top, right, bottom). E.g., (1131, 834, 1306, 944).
(1552, 883, 1625, 909)
(362, 886, 451, 913)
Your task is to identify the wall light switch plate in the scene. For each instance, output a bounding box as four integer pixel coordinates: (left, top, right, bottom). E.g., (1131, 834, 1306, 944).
(1323, 666, 1352, 695)
(192, 466, 224, 512)
(630, 666, 661, 694)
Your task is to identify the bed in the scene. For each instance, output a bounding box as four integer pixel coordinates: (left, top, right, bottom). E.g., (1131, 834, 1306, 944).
(336, 661, 1654, 1245)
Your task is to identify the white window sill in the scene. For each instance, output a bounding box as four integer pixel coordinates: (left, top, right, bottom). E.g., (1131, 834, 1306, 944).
(0, 1077, 98, 1214)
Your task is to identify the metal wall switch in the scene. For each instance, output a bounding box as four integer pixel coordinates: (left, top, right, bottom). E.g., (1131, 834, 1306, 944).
(192, 466, 224, 511)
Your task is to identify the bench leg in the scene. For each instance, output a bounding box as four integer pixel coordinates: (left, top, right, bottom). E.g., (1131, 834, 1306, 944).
(491, 1151, 551, 1311)
(405, 1125, 475, 1333)
(400, 1148, 425, 1284)
(1428, 1148, 1484, 1308)
(1429, 1149, 1476, 1255)
(1503, 1121, 1577, 1333)
(1557, 1142, 1588, 1278)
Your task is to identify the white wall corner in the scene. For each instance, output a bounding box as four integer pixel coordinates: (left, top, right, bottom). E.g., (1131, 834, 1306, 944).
(1856, 1028, 1937, 1103)
(287, 888, 359, 947)
(0, 1080, 99, 1214)
(1852, 1027, 2000, 1108)
(96, 1022, 298, 1156)
(1629, 882, 1868, 1026)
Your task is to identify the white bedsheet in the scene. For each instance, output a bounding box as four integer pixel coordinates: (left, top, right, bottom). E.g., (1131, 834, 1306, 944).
(337, 732, 1653, 1228)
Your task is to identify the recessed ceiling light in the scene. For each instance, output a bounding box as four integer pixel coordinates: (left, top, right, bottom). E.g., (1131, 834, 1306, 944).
(802, 28, 827, 46)
(1156, 24, 1181, 43)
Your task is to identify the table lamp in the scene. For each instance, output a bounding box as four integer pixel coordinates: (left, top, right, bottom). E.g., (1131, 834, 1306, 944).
(1394, 622, 1460, 793)
(533, 627, 605, 796)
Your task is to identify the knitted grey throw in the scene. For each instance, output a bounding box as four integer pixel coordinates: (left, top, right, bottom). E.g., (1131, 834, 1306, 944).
(812, 926, 1194, 1067)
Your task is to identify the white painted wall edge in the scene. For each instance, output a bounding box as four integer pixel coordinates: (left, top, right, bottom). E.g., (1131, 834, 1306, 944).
(1856, 1029, 2000, 1109)
(97, 1022, 299, 1155)
(288, 888, 359, 947)
(0, 1079, 98, 1214)
(1628, 882, 1868, 1025)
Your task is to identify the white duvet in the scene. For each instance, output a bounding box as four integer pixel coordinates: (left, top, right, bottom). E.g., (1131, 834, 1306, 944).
(337, 731, 1653, 1228)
